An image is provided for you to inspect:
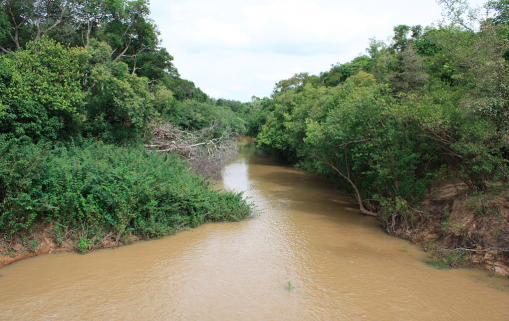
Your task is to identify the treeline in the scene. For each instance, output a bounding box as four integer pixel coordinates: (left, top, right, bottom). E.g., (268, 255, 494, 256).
(250, 0, 509, 219)
(0, 0, 246, 143)
(0, 0, 251, 252)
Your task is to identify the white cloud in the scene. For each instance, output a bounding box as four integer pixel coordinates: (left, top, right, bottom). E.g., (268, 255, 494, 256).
(155, 0, 390, 54)
(242, 0, 390, 44)
(150, 0, 490, 102)
(192, 18, 250, 47)
(228, 85, 248, 91)
(202, 88, 225, 98)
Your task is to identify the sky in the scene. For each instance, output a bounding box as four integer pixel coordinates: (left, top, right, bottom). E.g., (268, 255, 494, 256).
(149, 0, 487, 102)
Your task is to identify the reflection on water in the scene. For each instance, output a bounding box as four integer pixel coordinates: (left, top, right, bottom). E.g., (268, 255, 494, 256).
(1, 138, 508, 320)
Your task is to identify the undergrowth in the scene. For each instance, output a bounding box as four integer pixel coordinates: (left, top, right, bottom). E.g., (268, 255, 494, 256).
(0, 137, 252, 250)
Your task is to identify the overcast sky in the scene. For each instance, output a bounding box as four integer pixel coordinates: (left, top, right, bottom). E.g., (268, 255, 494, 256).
(149, 0, 487, 102)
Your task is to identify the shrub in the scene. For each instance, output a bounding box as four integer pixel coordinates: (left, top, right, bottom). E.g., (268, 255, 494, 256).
(0, 137, 252, 240)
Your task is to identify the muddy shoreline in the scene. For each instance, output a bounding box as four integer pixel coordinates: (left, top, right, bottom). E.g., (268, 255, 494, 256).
(2, 179, 508, 277)
(385, 181, 509, 276)
(0, 224, 141, 268)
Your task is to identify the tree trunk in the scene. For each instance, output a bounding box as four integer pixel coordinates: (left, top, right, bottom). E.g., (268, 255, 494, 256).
(326, 160, 377, 217)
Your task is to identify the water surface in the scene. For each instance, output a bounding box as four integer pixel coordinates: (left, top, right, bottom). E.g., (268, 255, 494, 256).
(1, 140, 508, 320)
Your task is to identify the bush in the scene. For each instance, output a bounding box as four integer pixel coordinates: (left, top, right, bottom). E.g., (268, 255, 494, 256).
(0, 137, 252, 240)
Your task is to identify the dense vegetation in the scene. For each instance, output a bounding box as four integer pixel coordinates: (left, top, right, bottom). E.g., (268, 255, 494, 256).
(0, 0, 246, 142)
(0, 138, 251, 252)
(244, 0, 509, 261)
(0, 0, 251, 253)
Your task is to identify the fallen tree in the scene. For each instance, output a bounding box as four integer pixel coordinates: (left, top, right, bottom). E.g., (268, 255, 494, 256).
(145, 122, 239, 178)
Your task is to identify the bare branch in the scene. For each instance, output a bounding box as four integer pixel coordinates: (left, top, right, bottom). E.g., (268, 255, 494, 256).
(145, 122, 239, 178)
(0, 47, 13, 54)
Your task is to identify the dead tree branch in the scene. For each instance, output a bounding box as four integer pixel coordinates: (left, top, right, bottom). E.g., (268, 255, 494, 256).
(145, 122, 238, 178)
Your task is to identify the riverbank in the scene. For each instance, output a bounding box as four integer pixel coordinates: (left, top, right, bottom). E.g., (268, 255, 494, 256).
(3, 144, 508, 278)
(0, 140, 253, 269)
(0, 222, 143, 268)
(384, 180, 509, 276)
(3, 138, 508, 321)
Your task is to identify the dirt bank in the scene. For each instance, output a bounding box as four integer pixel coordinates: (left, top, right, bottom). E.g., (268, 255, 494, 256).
(3, 180, 509, 276)
(386, 181, 509, 276)
(0, 224, 138, 268)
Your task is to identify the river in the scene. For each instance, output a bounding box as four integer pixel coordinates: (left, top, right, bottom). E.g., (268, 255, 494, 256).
(1, 139, 508, 320)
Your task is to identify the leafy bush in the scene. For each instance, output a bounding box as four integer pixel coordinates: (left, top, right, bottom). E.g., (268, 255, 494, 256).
(0, 38, 86, 141)
(0, 137, 252, 239)
(170, 99, 246, 136)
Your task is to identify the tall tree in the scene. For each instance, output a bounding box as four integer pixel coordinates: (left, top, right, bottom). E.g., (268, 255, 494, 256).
(0, 0, 75, 52)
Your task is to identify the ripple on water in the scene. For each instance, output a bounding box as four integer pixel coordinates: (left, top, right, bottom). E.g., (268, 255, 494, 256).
(1, 142, 509, 320)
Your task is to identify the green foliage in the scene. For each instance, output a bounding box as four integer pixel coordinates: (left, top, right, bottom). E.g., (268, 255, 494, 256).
(0, 138, 253, 239)
(272, 72, 319, 97)
(0, 37, 162, 143)
(251, 1, 509, 219)
(257, 84, 330, 162)
(0, 0, 236, 144)
(76, 237, 91, 254)
(425, 245, 470, 269)
(319, 56, 372, 87)
(0, 5, 8, 47)
(84, 60, 154, 142)
(307, 79, 431, 201)
(164, 76, 209, 102)
(0, 0, 254, 253)
(258, 74, 435, 209)
(170, 99, 246, 136)
(0, 38, 86, 141)
(243, 97, 275, 137)
(0, 35, 241, 143)
(487, 0, 509, 25)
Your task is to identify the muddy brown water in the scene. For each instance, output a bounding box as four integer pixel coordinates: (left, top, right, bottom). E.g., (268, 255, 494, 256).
(1, 140, 509, 320)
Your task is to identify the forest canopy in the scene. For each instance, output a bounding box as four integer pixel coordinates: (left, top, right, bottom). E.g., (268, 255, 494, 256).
(252, 0, 509, 217)
(0, 0, 247, 143)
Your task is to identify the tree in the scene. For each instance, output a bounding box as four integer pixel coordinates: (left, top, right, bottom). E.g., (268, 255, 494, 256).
(437, 0, 483, 32)
(319, 56, 372, 87)
(392, 25, 411, 52)
(84, 60, 154, 141)
(0, 0, 76, 52)
(486, 0, 509, 25)
(389, 43, 428, 93)
(0, 37, 86, 140)
(258, 83, 329, 162)
(271, 72, 315, 97)
(304, 79, 388, 216)
(98, 0, 159, 65)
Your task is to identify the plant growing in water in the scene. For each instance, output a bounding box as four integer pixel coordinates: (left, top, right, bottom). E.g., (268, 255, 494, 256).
(76, 238, 90, 254)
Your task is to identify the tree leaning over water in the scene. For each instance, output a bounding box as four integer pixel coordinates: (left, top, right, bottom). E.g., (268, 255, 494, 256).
(255, 0, 509, 215)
